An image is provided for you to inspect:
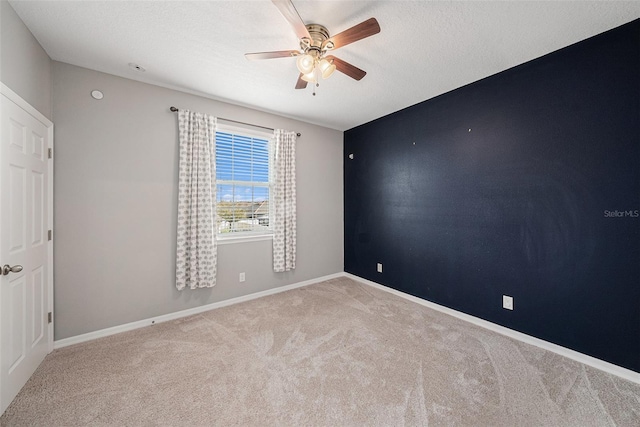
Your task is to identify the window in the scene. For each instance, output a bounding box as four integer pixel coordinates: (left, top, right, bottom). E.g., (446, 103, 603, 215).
(215, 125, 273, 238)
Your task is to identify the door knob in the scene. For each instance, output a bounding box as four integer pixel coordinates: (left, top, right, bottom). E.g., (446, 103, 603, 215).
(1, 264, 23, 276)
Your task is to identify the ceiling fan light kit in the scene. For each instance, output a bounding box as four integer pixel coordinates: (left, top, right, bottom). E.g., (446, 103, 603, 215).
(245, 0, 380, 93)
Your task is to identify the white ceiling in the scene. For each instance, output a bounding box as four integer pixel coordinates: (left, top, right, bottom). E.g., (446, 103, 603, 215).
(9, 1, 640, 131)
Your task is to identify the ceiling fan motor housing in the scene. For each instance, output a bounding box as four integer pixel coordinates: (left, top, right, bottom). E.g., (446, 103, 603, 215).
(301, 24, 333, 56)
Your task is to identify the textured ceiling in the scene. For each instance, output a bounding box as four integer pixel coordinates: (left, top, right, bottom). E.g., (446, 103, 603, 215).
(8, 1, 640, 131)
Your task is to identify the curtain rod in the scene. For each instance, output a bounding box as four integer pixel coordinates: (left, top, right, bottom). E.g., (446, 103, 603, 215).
(169, 106, 301, 137)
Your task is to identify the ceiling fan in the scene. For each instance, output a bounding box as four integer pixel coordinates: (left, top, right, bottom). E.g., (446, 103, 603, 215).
(245, 0, 381, 93)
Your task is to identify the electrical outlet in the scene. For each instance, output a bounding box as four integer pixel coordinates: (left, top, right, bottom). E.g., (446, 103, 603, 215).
(503, 295, 514, 310)
(239, 272, 245, 283)
(377, 263, 383, 273)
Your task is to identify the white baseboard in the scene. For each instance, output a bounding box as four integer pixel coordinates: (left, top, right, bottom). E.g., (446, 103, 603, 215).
(344, 273, 640, 384)
(54, 272, 344, 350)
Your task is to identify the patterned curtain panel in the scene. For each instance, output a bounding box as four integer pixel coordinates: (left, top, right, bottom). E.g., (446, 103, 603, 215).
(176, 110, 217, 290)
(272, 130, 297, 272)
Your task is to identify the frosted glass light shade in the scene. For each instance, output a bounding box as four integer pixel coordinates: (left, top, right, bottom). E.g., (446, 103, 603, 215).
(296, 54, 315, 74)
(301, 70, 316, 83)
(319, 59, 336, 79)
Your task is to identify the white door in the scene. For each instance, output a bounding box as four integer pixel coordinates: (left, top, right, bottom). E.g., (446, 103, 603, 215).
(0, 84, 53, 414)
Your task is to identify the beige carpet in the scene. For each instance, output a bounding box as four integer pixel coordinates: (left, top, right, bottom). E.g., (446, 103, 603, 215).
(1, 277, 639, 426)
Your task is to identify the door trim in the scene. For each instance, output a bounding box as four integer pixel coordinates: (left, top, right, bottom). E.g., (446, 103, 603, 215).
(1, 82, 54, 353)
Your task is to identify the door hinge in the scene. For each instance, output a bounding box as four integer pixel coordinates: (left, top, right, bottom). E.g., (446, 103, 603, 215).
(48, 230, 52, 241)
(48, 312, 52, 324)
(48, 148, 52, 159)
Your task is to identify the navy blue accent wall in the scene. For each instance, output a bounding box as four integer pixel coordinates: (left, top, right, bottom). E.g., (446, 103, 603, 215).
(344, 20, 640, 372)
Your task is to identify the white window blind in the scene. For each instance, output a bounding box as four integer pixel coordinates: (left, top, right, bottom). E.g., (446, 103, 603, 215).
(215, 125, 273, 237)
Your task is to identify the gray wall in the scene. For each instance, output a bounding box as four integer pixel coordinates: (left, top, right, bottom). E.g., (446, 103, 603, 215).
(0, 0, 51, 118)
(52, 61, 343, 340)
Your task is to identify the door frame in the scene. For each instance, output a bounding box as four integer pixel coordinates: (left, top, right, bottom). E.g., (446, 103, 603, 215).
(0, 82, 54, 354)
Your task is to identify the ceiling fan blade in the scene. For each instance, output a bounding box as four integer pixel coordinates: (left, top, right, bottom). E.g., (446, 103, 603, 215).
(271, 0, 311, 40)
(325, 56, 366, 81)
(245, 50, 300, 60)
(324, 18, 380, 50)
(295, 74, 308, 89)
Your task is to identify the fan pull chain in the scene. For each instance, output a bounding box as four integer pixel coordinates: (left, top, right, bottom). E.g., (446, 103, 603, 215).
(313, 66, 320, 96)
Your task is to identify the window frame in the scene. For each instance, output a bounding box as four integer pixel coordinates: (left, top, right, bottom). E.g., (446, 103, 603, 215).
(214, 123, 275, 242)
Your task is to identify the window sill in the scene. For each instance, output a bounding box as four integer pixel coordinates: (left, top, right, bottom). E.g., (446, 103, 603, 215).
(216, 234, 273, 245)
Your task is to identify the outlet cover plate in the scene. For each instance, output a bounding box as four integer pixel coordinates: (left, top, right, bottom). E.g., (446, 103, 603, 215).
(503, 295, 514, 310)
(239, 272, 245, 282)
(377, 263, 383, 273)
